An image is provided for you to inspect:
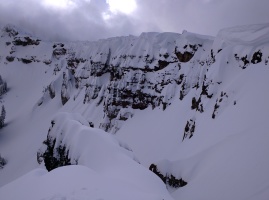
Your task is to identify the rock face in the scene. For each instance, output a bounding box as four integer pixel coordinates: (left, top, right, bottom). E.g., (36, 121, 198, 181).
(36, 31, 215, 133)
(12, 36, 40, 46)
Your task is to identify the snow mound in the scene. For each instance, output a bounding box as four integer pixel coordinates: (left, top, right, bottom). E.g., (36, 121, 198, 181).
(0, 165, 173, 200)
(37, 112, 137, 171)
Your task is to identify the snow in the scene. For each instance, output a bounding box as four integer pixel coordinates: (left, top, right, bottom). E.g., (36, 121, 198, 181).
(170, 124, 269, 200)
(118, 24, 269, 199)
(0, 113, 172, 200)
(217, 23, 269, 45)
(0, 23, 269, 200)
(0, 165, 172, 200)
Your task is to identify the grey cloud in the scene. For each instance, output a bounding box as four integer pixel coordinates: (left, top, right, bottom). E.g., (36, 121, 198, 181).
(0, 0, 136, 41)
(134, 0, 269, 36)
(0, 0, 268, 41)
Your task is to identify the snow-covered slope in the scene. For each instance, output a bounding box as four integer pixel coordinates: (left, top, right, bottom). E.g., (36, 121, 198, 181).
(0, 112, 172, 200)
(0, 23, 269, 200)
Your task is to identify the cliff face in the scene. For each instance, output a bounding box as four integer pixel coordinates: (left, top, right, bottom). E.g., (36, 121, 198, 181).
(3, 24, 267, 136)
(2, 25, 215, 133)
(40, 31, 213, 134)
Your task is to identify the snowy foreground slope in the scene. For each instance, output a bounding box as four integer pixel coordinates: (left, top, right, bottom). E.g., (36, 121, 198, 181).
(0, 113, 172, 200)
(0, 23, 269, 199)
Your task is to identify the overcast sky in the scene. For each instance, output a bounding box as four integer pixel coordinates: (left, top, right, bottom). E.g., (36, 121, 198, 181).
(0, 0, 268, 41)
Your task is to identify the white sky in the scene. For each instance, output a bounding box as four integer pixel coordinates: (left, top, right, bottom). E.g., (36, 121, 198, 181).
(0, 0, 268, 41)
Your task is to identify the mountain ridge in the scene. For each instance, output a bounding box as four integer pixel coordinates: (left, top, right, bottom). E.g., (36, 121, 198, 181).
(0, 23, 269, 200)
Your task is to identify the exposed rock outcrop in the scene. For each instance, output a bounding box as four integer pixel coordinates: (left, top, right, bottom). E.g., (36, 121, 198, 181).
(13, 36, 40, 46)
(149, 164, 187, 188)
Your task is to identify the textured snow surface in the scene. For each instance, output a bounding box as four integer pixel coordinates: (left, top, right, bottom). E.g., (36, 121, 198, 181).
(0, 23, 269, 200)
